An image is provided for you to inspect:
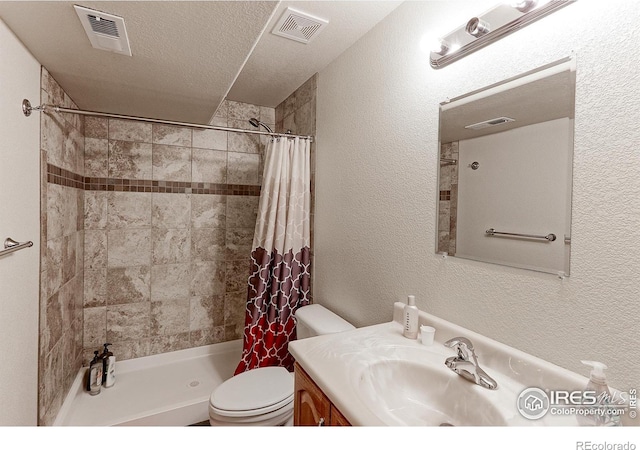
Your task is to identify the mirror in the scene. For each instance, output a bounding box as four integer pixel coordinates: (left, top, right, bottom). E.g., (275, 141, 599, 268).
(436, 57, 576, 276)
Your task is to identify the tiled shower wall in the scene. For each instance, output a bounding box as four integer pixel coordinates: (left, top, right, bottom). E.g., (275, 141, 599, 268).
(275, 74, 317, 299)
(39, 68, 85, 425)
(437, 141, 459, 255)
(82, 101, 274, 363)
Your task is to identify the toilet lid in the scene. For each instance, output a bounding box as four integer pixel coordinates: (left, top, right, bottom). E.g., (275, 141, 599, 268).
(210, 367, 294, 413)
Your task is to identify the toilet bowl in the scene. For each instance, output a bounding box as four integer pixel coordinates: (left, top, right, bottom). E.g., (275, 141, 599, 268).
(209, 304, 354, 426)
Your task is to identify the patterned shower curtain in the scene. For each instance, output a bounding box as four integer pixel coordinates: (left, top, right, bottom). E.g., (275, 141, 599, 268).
(234, 137, 311, 374)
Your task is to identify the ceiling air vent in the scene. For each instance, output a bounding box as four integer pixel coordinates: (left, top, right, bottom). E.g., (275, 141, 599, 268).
(74, 5, 132, 56)
(271, 7, 328, 44)
(465, 117, 515, 130)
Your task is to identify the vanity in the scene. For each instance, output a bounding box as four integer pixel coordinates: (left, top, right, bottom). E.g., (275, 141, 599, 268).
(289, 302, 635, 426)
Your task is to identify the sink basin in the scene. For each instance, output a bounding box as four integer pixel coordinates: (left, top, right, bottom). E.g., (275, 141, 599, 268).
(354, 359, 508, 426)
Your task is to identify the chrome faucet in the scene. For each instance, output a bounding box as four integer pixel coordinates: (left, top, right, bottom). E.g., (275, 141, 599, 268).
(444, 337, 498, 390)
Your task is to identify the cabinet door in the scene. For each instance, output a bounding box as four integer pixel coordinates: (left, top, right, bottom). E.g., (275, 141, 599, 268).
(294, 363, 330, 426)
(329, 405, 351, 426)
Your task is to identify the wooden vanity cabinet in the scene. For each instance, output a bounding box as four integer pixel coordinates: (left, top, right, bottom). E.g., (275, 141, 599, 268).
(293, 362, 351, 426)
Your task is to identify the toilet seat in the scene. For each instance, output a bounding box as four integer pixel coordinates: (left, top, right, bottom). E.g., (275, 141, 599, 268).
(209, 367, 294, 423)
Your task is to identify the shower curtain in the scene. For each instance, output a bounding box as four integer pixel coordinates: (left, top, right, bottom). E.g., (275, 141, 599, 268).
(234, 137, 311, 374)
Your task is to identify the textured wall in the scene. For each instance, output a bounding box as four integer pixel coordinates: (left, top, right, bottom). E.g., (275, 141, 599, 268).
(315, 0, 640, 389)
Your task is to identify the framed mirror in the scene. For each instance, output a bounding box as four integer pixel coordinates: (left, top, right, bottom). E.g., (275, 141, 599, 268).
(436, 56, 576, 276)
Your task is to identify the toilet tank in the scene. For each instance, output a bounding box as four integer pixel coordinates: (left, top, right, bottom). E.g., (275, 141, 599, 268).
(294, 304, 355, 339)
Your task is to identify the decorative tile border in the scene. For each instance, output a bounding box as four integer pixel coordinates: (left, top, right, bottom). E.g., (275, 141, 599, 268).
(47, 163, 261, 196)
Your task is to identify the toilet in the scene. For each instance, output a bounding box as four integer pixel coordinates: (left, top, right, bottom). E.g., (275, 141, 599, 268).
(208, 304, 355, 426)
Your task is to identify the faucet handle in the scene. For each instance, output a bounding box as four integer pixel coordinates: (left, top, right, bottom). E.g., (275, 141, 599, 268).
(444, 337, 476, 360)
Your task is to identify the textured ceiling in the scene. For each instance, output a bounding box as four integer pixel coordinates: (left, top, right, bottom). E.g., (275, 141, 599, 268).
(0, 1, 401, 124)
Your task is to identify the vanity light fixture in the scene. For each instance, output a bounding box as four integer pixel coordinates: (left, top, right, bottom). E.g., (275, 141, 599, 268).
(430, 0, 574, 69)
(511, 0, 540, 13)
(465, 17, 491, 38)
(432, 39, 453, 56)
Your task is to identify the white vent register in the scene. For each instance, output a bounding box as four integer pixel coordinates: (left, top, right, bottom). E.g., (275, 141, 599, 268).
(74, 5, 132, 56)
(271, 7, 328, 44)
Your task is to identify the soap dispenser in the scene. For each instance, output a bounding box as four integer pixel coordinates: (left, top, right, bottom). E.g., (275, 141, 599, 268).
(101, 343, 116, 388)
(86, 351, 103, 396)
(579, 360, 619, 426)
(403, 295, 419, 339)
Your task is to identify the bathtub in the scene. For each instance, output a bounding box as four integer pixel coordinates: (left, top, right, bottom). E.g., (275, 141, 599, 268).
(54, 339, 242, 426)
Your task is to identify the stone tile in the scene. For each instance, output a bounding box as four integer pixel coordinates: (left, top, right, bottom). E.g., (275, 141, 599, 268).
(225, 259, 250, 293)
(294, 98, 316, 137)
(107, 266, 151, 305)
(191, 194, 226, 229)
(190, 326, 225, 347)
(190, 295, 224, 330)
(228, 132, 260, 154)
(108, 339, 150, 362)
(224, 291, 246, 337)
(83, 306, 106, 350)
(192, 148, 227, 183)
(227, 101, 260, 121)
(228, 118, 254, 131)
(63, 123, 83, 174)
(283, 94, 296, 119)
(190, 261, 225, 297)
(227, 152, 260, 185)
(152, 228, 190, 264)
(85, 117, 108, 139)
(296, 74, 317, 109)
(152, 124, 191, 147)
(192, 129, 227, 151)
(107, 229, 151, 267)
(45, 291, 64, 351)
(84, 191, 108, 230)
(225, 228, 254, 261)
(46, 237, 63, 298)
(150, 298, 189, 336)
(62, 233, 77, 284)
(84, 138, 109, 178)
(152, 144, 191, 182)
(283, 113, 296, 134)
(108, 119, 152, 142)
(226, 196, 259, 228)
(191, 228, 225, 262)
(259, 106, 276, 125)
(84, 268, 107, 307)
(152, 193, 190, 229)
(149, 334, 190, 355)
(108, 192, 152, 228)
(150, 263, 190, 301)
(107, 303, 150, 341)
(41, 110, 65, 165)
(47, 183, 76, 240)
(108, 140, 153, 179)
(84, 230, 107, 269)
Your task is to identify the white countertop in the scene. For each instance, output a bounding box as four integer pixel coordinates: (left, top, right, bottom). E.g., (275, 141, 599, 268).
(289, 303, 635, 426)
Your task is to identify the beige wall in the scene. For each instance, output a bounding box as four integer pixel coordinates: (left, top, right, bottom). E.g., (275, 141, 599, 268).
(314, 0, 640, 389)
(0, 18, 40, 426)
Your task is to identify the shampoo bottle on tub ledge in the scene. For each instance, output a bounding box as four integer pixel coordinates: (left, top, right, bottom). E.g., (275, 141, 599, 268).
(403, 295, 418, 339)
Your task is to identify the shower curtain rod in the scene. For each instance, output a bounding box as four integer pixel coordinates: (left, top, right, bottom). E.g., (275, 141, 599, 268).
(21, 99, 314, 142)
